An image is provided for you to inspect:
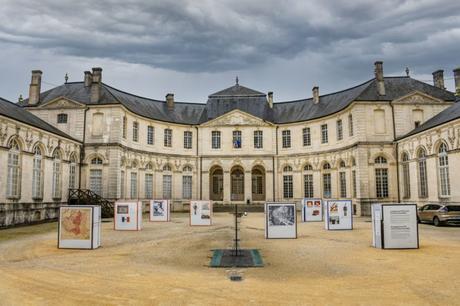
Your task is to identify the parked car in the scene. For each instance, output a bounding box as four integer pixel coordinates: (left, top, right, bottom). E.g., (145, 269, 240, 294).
(417, 204, 460, 226)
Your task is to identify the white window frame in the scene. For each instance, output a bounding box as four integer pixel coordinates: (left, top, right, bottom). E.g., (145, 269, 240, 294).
(337, 119, 343, 141)
(184, 131, 192, 149)
(132, 122, 139, 142)
(321, 124, 328, 144)
(303, 127, 311, 146)
(52, 151, 62, 199)
(7, 140, 21, 198)
(212, 131, 221, 149)
(145, 173, 153, 199)
(147, 126, 154, 145)
(130, 172, 138, 199)
(32, 146, 43, 199)
(182, 175, 192, 199)
(438, 143, 450, 197)
(164, 128, 172, 147)
(254, 130, 263, 149)
(282, 130, 291, 148)
(233, 130, 242, 149)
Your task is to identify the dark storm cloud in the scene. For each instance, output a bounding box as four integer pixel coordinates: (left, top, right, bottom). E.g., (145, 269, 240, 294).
(0, 0, 459, 102)
(1, 0, 458, 73)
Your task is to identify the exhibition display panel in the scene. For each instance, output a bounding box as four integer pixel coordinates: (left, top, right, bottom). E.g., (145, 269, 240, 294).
(149, 200, 171, 222)
(58, 205, 101, 249)
(114, 201, 143, 231)
(301, 198, 323, 222)
(265, 202, 297, 239)
(324, 200, 353, 230)
(372, 203, 419, 249)
(190, 201, 213, 226)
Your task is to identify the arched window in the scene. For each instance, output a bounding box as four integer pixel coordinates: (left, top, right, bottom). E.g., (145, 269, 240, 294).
(7, 139, 21, 198)
(351, 157, 357, 198)
(182, 165, 193, 199)
(417, 148, 428, 198)
(402, 152, 410, 199)
(32, 146, 43, 199)
(52, 150, 62, 199)
(89, 156, 103, 196)
(322, 162, 331, 198)
(339, 161, 347, 198)
(91, 157, 103, 165)
(163, 164, 172, 172)
(145, 163, 153, 171)
(183, 165, 193, 172)
(438, 143, 450, 197)
(69, 153, 77, 189)
(303, 164, 313, 198)
(375, 156, 388, 198)
(283, 165, 293, 199)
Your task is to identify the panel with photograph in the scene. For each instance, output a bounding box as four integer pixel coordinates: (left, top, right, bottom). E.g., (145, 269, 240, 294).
(265, 202, 297, 239)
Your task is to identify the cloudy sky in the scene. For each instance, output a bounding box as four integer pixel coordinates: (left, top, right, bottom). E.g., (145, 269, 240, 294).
(0, 0, 459, 103)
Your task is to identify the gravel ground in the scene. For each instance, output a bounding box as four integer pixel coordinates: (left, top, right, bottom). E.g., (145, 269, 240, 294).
(0, 212, 459, 306)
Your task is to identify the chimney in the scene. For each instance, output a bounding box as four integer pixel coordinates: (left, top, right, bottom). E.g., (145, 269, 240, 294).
(312, 86, 319, 104)
(90, 67, 102, 103)
(374, 61, 385, 96)
(454, 68, 460, 97)
(166, 93, 174, 110)
(84, 71, 93, 87)
(267, 91, 273, 108)
(28, 70, 42, 105)
(432, 70, 445, 89)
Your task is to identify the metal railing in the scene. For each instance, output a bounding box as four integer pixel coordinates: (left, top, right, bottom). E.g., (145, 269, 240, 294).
(68, 189, 114, 218)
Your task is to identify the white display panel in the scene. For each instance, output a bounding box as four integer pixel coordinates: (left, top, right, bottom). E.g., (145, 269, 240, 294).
(324, 200, 353, 230)
(149, 200, 170, 222)
(114, 201, 143, 231)
(371, 204, 383, 248)
(265, 202, 297, 239)
(190, 201, 212, 226)
(383, 204, 418, 249)
(58, 205, 101, 249)
(301, 198, 323, 222)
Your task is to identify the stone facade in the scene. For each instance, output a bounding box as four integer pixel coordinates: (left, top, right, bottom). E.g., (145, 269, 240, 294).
(0, 109, 81, 227)
(10, 63, 460, 218)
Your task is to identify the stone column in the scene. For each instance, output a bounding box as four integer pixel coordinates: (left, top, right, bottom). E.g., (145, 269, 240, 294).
(223, 170, 231, 203)
(244, 170, 252, 203)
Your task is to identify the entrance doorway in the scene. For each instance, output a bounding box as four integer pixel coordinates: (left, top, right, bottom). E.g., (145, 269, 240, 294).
(231, 166, 244, 201)
(251, 166, 265, 201)
(210, 166, 223, 201)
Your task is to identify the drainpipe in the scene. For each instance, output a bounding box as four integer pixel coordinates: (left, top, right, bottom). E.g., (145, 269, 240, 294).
(78, 107, 89, 190)
(195, 126, 202, 200)
(273, 126, 279, 201)
(390, 102, 401, 203)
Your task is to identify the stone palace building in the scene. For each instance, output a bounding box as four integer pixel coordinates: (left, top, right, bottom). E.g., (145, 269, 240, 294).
(1, 62, 459, 227)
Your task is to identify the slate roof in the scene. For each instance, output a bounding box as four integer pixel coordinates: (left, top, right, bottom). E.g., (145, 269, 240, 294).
(19, 76, 455, 125)
(398, 100, 460, 139)
(0, 97, 79, 141)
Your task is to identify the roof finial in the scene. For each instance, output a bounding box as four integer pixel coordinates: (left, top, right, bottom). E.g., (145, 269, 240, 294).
(405, 67, 410, 77)
(64, 73, 69, 83)
(236, 75, 239, 86)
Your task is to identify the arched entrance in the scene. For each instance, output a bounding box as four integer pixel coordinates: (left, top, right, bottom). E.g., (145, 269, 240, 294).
(251, 166, 265, 201)
(231, 166, 244, 201)
(209, 166, 223, 201)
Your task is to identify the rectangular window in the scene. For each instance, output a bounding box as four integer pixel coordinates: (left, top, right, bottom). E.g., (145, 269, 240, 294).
(282, 130, 291, 148)
(337, 119, 343, 141)
(402, 163, 411, 199)
(323, 173, 331, 198)
(418, 160, 428, 198)
(339, 171, 347, 198)
(122, 116, 127, 139)
(304, 174, 313, 198)
(89, 169, 103, 196)
(164, 129, 172, 147)
(130, 172, 138, 199)
(32, 157, 43, 199)
(145, 173, 153, 198)
(233, 130, 242, 148)
(349, 114, 354, 136)
(303, 127, 311, 146)
(133, 122, 139, 142)
(163, 175, 172, 199)
(254, 130, 263, 149)
(352, 170, 357, 198)
(321, 124, 328, 144)
(184, 131, 192, 149)
(120, 170, 125, 198)
(147, 126, 154, 145)
(212, 131, 221, 149)
(52, 161, 61, 199)
(69, 163, 77, 190)
(7, 151, 20, 198)
(283, 175, 293, 199)
(438, 153, 450, 197)
(375, 168, 389, 198)
(57, 113, 68, 124)
(182, 175, 192, 199)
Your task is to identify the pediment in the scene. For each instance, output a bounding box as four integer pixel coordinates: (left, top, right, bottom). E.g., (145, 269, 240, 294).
(202, 109, 272, 127)
(40, 97, 86, 109)
(393, 91, 444, 104)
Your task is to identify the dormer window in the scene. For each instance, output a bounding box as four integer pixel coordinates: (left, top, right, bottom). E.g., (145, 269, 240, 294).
(57, 113, 68, 124)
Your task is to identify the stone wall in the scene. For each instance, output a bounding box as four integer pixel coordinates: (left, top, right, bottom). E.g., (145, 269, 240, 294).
(0, 202, 65, 228)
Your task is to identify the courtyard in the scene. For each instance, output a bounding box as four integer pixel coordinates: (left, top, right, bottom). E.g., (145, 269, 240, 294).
(0, 212, 459, 305)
